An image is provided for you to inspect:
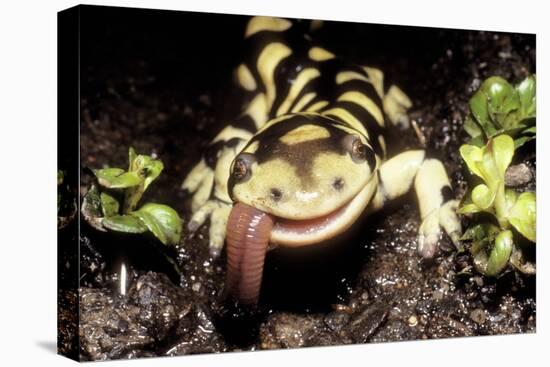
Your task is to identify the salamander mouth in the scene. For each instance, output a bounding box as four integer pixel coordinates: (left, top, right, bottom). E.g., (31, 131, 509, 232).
(270, 180, 376, 246)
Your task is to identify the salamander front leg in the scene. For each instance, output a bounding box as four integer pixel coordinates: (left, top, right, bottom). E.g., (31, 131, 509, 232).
(414, 158, 461, 258)
(182, 137, 249, 257)
(369, 150, 461, 259)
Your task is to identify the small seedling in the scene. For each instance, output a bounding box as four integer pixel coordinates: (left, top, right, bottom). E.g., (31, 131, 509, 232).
(82, 147, 182, 246)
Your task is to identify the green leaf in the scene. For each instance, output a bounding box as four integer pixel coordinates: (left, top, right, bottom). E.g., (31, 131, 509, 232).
(458, 190, 481, 214)
(100, 192, 120, 217)
(490, 135, 514, 177)
(469, 134, 487, 148)
(472, 249, 488, 274)
(485, 230, 514, 276)
(123, 150, 164, 213)
(128, 149, 164, 191)
(128, 147, 137, 171)
(461, 223, 500, 242)
(476, 142, 499, 187)
(93, 167, 124, 180)
(513, 124, 536, 149)
(468, 224, 509, 277)
(461, 226, 480, 241)
(459, 144, 484, 178)
(481, 77, 520, 128)
(471, 184, 494, 210)
(461, 136, 512, 186)
(131, 203, 182, 245)
(464, 116, 483, 140)
(516, 75, 536, 119)
(467, 223, 499, 262)
(135, 156, 164, 191)
(459, 136, 514, 224)
(102, 214, 148, 233)
(94, 168, 142, 189)
(509, 191, 536, 242)
(469, 90, 498, 137)
(514, 134, 535, 149)
(504, 188, 518, 212)
(457, 203, 482, 215)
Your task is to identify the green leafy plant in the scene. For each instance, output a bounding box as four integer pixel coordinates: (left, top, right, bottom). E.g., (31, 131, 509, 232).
(82, 147, 182, 246)
(459, 135, 535, 276)
(464, 75, 536, 148)
(459, 74, 536, 277)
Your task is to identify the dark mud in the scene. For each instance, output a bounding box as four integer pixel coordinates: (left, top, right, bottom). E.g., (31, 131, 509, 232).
(70, 7, 536, 361)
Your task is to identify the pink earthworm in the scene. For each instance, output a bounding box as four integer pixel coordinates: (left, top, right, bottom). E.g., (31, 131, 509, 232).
(225, 202, 274, 304)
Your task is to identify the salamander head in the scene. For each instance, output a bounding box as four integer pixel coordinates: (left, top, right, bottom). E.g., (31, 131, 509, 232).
(228, 113, 379, 246)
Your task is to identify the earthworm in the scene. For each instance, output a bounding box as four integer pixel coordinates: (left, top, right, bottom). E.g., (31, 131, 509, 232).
(225, 202, 274, 304)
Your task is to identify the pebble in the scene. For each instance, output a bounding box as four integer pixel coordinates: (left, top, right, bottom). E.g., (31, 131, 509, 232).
(408, 315, 418, 327)
(470, 308, 486, 325)
(432, 289, 444, 301)
(505, 163, 533, 187)
(192, 282, 202, 293)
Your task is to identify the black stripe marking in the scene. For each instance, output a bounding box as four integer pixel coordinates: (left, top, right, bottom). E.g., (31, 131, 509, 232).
(285, 73, 322, 113)
(233, 114, 258, 133)
(323, 100, 386, 157)
(205, 137, 244, 169)
(336, 78, 384, 112)
(441, 185, 453, 203)
(268, 33, 316, 118)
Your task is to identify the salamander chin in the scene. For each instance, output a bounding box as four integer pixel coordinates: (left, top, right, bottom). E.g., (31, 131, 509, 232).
(270, 177, 377, 247)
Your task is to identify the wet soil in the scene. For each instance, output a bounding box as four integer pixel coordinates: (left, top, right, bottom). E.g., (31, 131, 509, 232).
(70, 7, 535, 361)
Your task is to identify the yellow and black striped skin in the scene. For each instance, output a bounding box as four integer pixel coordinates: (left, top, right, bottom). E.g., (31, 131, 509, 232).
(182, 16, 461, 258)
(229, 17, 390, 157)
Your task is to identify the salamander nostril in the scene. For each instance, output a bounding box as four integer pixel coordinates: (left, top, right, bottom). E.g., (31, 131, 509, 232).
(332, 177, 345, 191)
(270, 188, 283, 202)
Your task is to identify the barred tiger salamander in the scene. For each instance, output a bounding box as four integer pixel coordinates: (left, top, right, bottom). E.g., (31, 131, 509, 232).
(182, 16, 461, 304)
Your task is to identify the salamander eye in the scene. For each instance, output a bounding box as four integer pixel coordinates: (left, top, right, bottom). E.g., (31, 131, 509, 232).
(231, 153, 255, 182)
(342, 135, 369, 164)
